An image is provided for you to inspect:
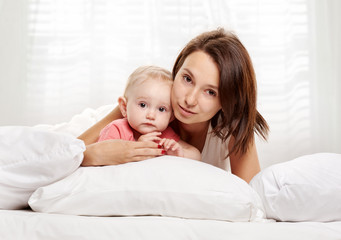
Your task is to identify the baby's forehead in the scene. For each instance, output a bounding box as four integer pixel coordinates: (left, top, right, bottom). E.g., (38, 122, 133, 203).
(126, 77, 172, 94)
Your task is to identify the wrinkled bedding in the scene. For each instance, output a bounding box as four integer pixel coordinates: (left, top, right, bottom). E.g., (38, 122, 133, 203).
(1, 209, 341, 240)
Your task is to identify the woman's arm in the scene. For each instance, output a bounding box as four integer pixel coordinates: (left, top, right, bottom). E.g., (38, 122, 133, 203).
(78, 106, 163, 166)
(179, 140, 201, 161)
(229, 136, 261, 183)
(82, 140, 163, 166)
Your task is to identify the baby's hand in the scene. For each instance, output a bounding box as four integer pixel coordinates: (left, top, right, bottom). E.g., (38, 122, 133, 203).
(159, 138, 184, 157)
(138, 132, 162, 143)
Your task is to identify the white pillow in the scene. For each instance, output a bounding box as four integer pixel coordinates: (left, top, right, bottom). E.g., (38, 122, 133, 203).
(250, 153, 341, 222)
(0, 126, 85, 210)
(29, 156, 266, 222)
(34, 104, 115, 137)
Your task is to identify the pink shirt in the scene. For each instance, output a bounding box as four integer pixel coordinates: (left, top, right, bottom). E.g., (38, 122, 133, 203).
(98, 118, 180, 142)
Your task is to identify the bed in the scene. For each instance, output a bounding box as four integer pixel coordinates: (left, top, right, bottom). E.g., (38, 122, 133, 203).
(1, 105, 341, 240)
(1, 209, 341, 240)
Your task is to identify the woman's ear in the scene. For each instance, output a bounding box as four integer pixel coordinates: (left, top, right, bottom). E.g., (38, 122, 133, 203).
(118, 96, 128, 118)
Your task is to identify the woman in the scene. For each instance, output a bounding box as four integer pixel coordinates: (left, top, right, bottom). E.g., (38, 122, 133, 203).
(78, 28, 269, 183)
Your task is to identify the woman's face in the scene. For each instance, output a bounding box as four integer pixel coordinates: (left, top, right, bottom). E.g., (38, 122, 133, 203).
(171, 51, 222, 126)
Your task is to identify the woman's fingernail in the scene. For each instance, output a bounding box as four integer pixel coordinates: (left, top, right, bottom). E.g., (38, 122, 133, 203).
(158, 144, 162, 149)
(162, 150, 166, 154)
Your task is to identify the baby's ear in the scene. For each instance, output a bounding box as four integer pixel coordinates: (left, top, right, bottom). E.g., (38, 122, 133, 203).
(118, 96, 128, 118)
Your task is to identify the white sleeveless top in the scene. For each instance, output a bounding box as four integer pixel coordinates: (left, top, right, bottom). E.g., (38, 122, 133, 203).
(200, 124, 230, 171)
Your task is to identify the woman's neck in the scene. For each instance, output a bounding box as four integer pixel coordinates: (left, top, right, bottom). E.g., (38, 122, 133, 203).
(176, 120, 210, 152)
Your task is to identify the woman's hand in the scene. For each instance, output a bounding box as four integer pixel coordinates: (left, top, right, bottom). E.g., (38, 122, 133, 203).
(81, 139, 164, 166)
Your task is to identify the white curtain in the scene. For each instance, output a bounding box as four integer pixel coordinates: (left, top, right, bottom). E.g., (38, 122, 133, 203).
(0, 0, 340, 167)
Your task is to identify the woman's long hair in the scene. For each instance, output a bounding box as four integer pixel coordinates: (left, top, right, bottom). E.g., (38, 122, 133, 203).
(172, 28, 269, 156)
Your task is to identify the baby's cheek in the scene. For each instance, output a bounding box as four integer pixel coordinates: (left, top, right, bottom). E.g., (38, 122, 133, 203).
(159, 115, 171, 130)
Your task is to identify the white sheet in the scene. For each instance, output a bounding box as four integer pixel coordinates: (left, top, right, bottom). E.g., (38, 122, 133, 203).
(1, 210, 341, 240)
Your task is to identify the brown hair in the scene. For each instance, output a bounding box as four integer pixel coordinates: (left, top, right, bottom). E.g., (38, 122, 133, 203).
(172, 28, 269, 156)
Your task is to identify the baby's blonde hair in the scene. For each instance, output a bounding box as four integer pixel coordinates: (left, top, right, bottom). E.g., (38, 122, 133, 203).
(124, 66, 172, 98)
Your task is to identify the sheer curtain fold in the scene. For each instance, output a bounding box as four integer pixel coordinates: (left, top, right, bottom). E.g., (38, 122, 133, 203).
(1, 0, 339, 167)
(310, 0, 341, 154)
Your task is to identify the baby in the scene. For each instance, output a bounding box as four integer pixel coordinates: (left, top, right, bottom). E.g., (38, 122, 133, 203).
(98, 66, 200, 160)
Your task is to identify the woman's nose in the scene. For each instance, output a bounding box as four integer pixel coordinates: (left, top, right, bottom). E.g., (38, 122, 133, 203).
(184, 89, 198, 107)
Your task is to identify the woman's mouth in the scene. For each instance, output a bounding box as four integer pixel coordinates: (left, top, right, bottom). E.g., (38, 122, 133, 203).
(178, 104, 195, 117)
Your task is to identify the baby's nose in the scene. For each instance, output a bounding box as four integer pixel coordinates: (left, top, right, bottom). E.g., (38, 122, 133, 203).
(146, 110, 156, 120)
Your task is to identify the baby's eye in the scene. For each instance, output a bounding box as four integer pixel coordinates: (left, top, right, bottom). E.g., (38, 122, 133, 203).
(139, 102, 147, 108)
(159, 107, 166, 112)
(206, 89, 217, 97)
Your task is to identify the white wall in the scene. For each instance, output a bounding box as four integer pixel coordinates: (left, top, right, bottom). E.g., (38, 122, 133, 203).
(0, 0, 27, 125)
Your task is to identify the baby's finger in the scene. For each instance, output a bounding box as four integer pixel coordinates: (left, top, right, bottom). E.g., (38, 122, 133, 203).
(159, 138, 166, 146)
(172, 144, 179, 151)
(148, 132, 162, 137)
(142, 136, 161, 143)
(162, 139, 172, 150)
(151, 136, 161, 142)
(164, 139, 175, 150)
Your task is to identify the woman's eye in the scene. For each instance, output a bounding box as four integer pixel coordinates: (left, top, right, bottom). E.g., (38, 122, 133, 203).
(139, 102, 146, 108)
(183, 75, 192, 83)
(159, 107, 166, 112)
(206, 90, 217, 96)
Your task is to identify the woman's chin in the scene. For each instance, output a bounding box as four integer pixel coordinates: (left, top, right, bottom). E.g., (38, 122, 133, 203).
(174, 112, 195, 125)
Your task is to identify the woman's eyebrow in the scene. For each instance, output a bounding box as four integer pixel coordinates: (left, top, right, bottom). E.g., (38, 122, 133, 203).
(183, 68, 194, 78)
(207, 84, 219, 91)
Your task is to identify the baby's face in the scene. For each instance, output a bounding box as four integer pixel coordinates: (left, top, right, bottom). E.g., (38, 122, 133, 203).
(125, 79, 173, 134)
